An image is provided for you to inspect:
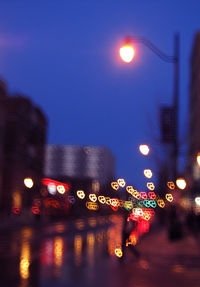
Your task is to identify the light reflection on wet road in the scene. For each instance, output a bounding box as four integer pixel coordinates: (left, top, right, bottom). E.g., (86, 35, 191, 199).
(0, 215, 123, 287)
(2, 215, 200, 287)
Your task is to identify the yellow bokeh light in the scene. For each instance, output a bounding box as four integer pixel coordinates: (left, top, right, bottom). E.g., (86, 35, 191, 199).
(132, 190, 141, 199)
(126, 186, 139, 198)
(119, 45, 135, 63)
(89, 193, 97, 202)
(54, 237, 63, 267)
(157, 199, 165, 208)
(98, 195, 106, 204)
(86, 202, 99, 210)
(165, 193, 173, 202)
(167, 181, 175, 190)
(105, 197, 111, 205)
(77, 190, 85, 199)
(20, 242, 30, 280)
(57, 185, 66, 194)
(114, 247, 123, 258)
(197, 153, 200, 167)
(117, 178, 126, 187)
(24, 178, 33, 189)
(147, 182, 155, 191)
(144, 169, 153, 178)
(126, 186, 134, 193)
(111, 182, 119, 190)
(129, 233, 137, 246)
(139, 144, 150, 156)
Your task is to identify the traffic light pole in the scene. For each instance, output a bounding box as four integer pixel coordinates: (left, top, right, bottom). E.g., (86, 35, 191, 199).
(127, 34, 180, 182)
(173, 34, 179, 182)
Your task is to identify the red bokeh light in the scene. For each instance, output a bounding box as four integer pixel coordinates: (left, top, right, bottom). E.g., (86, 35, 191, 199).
(31, 206, 40, 214)
(12, 206, 21, 215)
(42, 178, 71, 192)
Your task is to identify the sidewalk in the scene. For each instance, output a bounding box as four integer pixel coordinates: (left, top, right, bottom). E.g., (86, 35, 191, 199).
(138, 225, 200, 260)
(115, 226, 200, 287)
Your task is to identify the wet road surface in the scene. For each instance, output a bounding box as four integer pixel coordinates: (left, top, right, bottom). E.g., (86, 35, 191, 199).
(0, 215, 200, 287)
(0, 215, 123, 287)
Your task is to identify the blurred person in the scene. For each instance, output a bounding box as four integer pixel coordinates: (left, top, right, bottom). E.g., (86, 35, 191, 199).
(119, 210, 141, 261)
(157, 207, 167, 226)
(185, 207, 198, 238)
(168, 205, 183, 241)
(196, 212, 200, 231)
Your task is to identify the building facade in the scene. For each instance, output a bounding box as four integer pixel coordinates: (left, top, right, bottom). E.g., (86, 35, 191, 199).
(45, 144, 115, 186)
(188, 31, 200, 197)
(0, 85, 47, 215)
(0, 80, 7, 206)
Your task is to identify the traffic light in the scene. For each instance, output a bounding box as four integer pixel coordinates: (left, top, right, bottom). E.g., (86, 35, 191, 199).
(160, 107, 176, 143)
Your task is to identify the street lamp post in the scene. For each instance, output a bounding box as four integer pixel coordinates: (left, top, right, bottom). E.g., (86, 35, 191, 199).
(120, 34, 180, 182)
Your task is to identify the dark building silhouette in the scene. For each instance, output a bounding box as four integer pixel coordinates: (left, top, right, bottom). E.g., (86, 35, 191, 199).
(0, 80, 7, 206)
(0, 80, 47, 216)
(188, 31, 200, 197)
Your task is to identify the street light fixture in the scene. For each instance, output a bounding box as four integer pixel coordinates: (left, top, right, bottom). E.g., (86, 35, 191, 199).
(119, 44, 135, 63)
(119, 34, 180, 182)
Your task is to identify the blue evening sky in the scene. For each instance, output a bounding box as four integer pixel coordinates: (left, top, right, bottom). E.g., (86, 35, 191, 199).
(0, 0, 199, 189)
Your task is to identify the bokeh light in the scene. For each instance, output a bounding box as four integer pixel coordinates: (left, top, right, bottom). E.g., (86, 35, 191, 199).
(111, 182, 119, 190)
(167, 181, 175, 190)
(197, 153, 200, 167)
(195, 197, 200, 206)
(147, 182, 155, 191)
(119, 45, 135, 63)
(24, 178, 34, 188)
(144, 169, 153, 178)
(47, 183, 57, 195)
(139, 144, 150, 156)
(89, 193, 97, 202)
(165, 193, 173, 202)
(117, 178, 126, 187)
(77, 190, 85, 199)
(57, 185, 66, 194)
(176, 178, 186, 190)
